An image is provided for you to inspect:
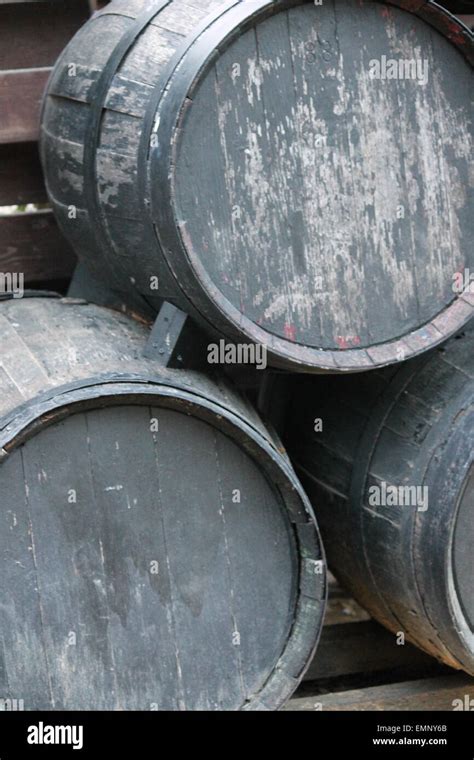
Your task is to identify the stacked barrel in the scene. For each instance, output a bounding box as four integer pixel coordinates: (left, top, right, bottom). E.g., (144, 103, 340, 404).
(40, 0, 473, 371)
(0, 297, 326, 710)
(0, 0, 471, 709)
(286, 327, 474, 674)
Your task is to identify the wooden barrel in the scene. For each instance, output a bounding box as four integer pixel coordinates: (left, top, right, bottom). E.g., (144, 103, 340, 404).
(286, 324, 474, 673)
(40, 0, 474, 372)
(0, 297, 326, 710)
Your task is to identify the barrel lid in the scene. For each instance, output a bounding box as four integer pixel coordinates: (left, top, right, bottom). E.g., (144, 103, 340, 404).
(0, 380, 326, 709)
(150, 0, 474, 371)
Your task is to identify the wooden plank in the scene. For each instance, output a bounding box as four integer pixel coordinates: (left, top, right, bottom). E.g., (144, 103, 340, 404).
(84, 406, 182, 710)
(459, 14, 474, 28)
(0, 449, 52, 708)
(0, 1, 90, 70)
(305, 577, 441, 681)
(152, 410, 275, 710)
(212, 426, 297, 699)
(0, 143, 47, 205)
(0, 210, 77, 283)
(323, 594, 371, 626)
(442, 2, 474, 14)
(288, 674, 474, 711)
(0, 68, 51, 144)
(18, 412, 117, 710)
(305, 621, 442, 682)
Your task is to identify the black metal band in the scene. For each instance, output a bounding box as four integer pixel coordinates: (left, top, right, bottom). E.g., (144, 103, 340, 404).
(348, 354, 435, 512)
(346, 350, 437, 622)
(82, 0, 172, 275)
(142, 0, 292, 348)
(136, 0, 241, 318)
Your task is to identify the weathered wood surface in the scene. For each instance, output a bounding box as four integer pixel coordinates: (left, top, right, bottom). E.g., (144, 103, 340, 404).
(286, 324, 474, 675)
(0, 1, 99, 282)
(305, 620, 440, 681)
(0, 1, 90, 70)
(0, 68, 51, 144)
(323, 589, 371, 626)
(0, 0, 91, 144)
(0, 211, 77, 283)
(0, 143, 47, 205)
(0, 297, 326, 711)
(2, 404, 297, 709)
(301, 577, 444, 682)
(288, 674, 474, 711)
(40, 0, 474, 372)
(0, 0, 95, 175)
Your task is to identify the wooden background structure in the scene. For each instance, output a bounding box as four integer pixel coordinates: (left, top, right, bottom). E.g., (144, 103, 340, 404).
(0, 0, 110, 288)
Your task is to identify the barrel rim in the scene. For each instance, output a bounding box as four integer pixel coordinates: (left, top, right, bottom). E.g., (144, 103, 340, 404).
(0, 377, 327, 709)
(452, 463, 474, 635)
(147, 0, 474, 371)
(419, 399, 474, 674)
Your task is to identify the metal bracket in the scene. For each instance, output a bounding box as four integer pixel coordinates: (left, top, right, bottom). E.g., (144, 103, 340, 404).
(143, 301, 208, 370)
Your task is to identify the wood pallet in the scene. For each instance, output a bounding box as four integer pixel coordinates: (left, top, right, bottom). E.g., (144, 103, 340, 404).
(288, 576, 474, 711)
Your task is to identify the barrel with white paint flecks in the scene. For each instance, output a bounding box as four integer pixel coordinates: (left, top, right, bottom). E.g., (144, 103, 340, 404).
(40, 0, 474, 371)
(0, 297, 326, 710)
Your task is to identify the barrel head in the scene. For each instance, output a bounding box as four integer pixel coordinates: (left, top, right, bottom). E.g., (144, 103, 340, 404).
(171, 0, 473, 366)
(0, 404, 303, 710)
